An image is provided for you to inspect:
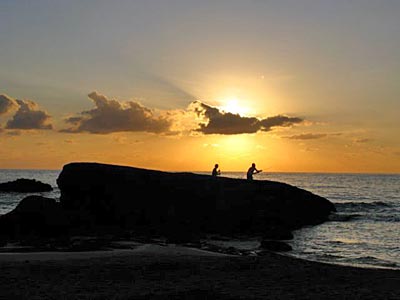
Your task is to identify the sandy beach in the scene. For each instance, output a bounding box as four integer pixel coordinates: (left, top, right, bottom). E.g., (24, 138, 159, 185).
(0, 244, 399, 299)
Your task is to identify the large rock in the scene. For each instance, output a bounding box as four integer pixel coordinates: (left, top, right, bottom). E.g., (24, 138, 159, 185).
(0, 195, 69, 241)
(0, 178, 53, 193)
(57, 163, 336, 237)
(262, 226, 294, 240)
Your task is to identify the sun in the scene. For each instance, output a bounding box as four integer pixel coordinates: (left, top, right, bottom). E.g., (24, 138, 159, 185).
(219, 98, 249, 116)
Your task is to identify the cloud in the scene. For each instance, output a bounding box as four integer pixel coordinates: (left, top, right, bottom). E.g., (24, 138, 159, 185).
(6, 99, 53, 130)
(60, 94, 304, 136)
(202, 143, 220, 148)
(284, 132, 343, 140)
(303, 146, 320, 152)
(64, 139, 75, 144)
(6, 130, 22, 136)
(284, 133, 328, 140)
(353, 138, 372, 143)
(62, 92, 172, 134)
(193, 101, 303, 135)
(260, 115, 304, 131)
(0, 94, 18, 115)
(0, 129, 21, 137)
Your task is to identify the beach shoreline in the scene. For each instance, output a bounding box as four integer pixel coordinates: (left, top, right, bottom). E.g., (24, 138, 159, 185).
(1, 241, 398, 270)
(0, 243, 399, 299)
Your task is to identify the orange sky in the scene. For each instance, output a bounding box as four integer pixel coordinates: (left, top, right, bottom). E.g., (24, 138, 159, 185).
(1, 1, 399, 173)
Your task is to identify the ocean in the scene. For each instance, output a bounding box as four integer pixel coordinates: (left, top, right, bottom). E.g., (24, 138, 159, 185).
(0, 169, 399, 270)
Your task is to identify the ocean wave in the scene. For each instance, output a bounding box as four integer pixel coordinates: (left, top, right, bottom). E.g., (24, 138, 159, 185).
(326, 239, 366, 245)
(352, 256, 399, 268)
(312, 254, 400, 270)
(334, 201, 391, 211)
(367, 214, 400, 223)
(316, 253, 344, 260)
(328, 213, 361, 222)
(328, 212, 400, 223)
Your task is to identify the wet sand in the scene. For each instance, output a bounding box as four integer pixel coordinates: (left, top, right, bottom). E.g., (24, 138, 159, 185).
(0, 244, 399, 299)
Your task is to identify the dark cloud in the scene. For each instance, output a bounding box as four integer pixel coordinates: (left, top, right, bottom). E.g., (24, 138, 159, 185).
(193, 102, 260, 134)
(6, 99, 53, 130)
(284, 133, 328, 140)
(260, 115, 303, 131)
(61, 92, 172, 134)
(193, 101, 303, 135)
(0, 94, 18, 115)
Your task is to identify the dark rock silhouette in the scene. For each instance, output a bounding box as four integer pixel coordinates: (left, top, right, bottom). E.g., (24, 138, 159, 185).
(262, 226, 294, 240)
(57, 162, 335, 239)
(0, 162, 336, 249)
(0, 178, 53, 193)
(0, 195, 69, 241)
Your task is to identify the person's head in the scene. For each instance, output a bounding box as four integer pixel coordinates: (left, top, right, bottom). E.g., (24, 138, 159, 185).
(215, 164, 219, 168)
(252, 163, 256, 167)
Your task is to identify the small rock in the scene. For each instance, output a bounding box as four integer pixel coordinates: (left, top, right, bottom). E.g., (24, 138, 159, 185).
(0, 178, 53, 193)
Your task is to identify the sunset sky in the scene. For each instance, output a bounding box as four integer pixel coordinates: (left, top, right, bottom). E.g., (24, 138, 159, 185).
(1, 0, 399, 173)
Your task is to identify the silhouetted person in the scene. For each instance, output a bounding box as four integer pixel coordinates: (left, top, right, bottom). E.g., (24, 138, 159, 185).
(212, 164, 221, 176)
(247, 163, 261, 180)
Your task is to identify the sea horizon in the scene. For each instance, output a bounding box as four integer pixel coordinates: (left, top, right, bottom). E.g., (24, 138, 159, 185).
(1, 167, 399, 176)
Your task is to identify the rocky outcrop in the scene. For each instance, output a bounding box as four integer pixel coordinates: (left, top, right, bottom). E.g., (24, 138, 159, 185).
(0, 195, 69, 240)
(0, 178, 53, 193)
(0, 162, 336, 252)
(57, 162, 336, 239)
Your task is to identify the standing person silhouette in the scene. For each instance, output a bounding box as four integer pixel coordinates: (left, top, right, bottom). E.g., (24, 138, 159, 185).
(247, 163, 262, 180)
(212, 164, 221, 176)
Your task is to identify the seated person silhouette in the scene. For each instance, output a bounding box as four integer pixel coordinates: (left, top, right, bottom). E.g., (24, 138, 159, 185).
(212, 164, 221, 176)
(247, 163, 261, 180)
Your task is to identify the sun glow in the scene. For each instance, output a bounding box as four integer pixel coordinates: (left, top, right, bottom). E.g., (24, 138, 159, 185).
(220, 98, 250, 116)
(218, 135, 255, 161)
